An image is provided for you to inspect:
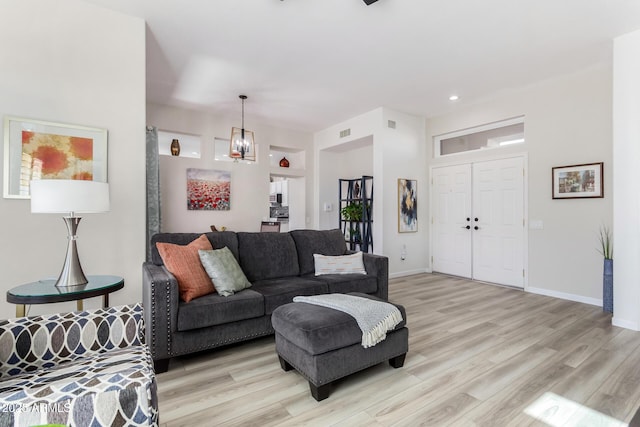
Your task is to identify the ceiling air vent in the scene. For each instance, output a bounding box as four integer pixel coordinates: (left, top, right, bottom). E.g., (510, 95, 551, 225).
(388, 120, 396, 129)
(339, 128, 351, 138)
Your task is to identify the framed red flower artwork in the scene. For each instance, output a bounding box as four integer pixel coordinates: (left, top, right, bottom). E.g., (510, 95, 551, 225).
(3, 116, 107, 198)
(186, 168, 230, 211)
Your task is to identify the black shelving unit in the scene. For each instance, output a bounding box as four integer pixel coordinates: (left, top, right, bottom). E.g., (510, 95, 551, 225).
(338, 176, 373, 253)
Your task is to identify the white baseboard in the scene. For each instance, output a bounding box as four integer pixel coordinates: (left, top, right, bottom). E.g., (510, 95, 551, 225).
(389, 268, 431, 279)
(612, 317, 640, 331)
(526, 286, 602, 307)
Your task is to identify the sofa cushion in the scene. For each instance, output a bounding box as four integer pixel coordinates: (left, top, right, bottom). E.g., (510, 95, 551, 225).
(199, 247, 252, 297)
(150, 231, 239, 266)
(271, 292, 406, 355)
(314, 252, 366, 275)
(251, 278, 329, 315)
(156, 234, 215, 302)
(177, 289, 265, 331)
(0, 345, 157, 426)
(237, 232, 300, 282)
(290, 229, 347, 276)
(306, 273, 378, 295)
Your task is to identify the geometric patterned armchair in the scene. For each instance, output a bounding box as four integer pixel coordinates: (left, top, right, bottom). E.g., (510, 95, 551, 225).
(0, 303, 158, 426)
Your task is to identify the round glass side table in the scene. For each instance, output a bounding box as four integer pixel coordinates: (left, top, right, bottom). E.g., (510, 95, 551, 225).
(7, 275, 124, 317)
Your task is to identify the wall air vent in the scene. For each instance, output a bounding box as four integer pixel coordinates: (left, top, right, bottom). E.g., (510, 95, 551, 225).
(339, 128, 351, 138)
(388, 120, 396, 129)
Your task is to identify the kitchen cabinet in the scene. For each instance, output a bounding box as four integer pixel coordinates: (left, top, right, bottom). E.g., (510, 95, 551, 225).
(271, 181, 283, 194)
(281, 180, 289, 206)
(270, 180, 289, 206)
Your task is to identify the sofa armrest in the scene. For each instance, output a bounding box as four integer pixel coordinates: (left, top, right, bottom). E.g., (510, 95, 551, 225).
(0, 303, 144, 379)
(362, 253, 389, 300)
(142, 262, 180, 361)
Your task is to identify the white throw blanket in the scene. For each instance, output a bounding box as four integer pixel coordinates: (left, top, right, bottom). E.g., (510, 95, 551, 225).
(293, 294, 403, 348)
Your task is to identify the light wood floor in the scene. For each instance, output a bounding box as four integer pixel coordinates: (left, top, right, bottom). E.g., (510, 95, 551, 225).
(156, 273, 640, 426)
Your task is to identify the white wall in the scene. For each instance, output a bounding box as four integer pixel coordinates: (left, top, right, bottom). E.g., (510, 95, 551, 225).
(0, 0, 145, 317)
(317, 150, 342, 230)
(314, 107, 428, 277)
(286, 177, 306, 230)
(426, 64, 613, 304)
(317, 138, 373, 230)
(379, 108, 428, 277)
(612, 29, 640, 330)
(147, 103, 314, 233)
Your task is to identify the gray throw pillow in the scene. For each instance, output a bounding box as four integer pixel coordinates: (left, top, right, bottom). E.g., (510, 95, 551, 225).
(198, 247, 252, 297)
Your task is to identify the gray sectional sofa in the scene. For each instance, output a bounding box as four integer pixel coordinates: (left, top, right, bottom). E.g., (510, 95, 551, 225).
(142, 229, 389, 372)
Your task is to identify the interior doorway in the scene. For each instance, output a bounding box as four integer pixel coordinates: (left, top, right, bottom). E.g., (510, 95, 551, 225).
(431, 156, 525, 288)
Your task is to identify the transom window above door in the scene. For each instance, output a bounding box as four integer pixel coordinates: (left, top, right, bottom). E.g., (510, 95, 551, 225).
(434, 116, 525, 157)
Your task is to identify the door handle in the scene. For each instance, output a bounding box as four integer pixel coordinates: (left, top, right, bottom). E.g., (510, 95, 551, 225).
(474, 226, 479, 230)
(461, 225, 471, 230)
(474, 218, 479, 222)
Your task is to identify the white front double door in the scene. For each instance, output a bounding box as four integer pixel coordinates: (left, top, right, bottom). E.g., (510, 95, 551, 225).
(432, 157, 525, 288)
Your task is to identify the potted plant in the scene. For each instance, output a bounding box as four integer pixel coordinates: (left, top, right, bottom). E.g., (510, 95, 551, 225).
(340, 202, 363, 222)
(598, 225, 613, 313)
(350, 226, 361, 243)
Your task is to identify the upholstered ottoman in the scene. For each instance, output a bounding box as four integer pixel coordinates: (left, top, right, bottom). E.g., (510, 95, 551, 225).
(271, 292, 408, 401)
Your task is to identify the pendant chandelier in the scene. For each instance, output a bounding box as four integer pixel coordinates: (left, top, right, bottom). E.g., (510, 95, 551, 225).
(229, 94, 256, 162)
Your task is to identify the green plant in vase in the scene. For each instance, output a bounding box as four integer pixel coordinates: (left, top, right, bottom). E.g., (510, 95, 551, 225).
(340, 202, 363, 222)
(597, 225, 613, 259)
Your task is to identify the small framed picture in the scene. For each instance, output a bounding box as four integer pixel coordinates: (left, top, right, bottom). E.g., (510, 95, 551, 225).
(3, 116, 108, 199)
(552, 162, 603, 199)
(398, 178, 417, 232)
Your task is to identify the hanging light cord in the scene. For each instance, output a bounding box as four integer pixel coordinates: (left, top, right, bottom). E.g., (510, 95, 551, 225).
(240, 95, 247, 149)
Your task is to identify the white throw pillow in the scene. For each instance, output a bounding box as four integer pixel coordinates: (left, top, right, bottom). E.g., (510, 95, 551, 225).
(313, 252, 367, 276)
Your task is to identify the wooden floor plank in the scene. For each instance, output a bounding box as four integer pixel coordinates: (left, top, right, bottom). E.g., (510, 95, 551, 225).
(156, 273, 640, 426)
(369, 356, 496, 425)
(390, 392, 480, 427)
(463, 345, 557, 402)
(462, 348, 576, 426)
(585, 339, 640, 420)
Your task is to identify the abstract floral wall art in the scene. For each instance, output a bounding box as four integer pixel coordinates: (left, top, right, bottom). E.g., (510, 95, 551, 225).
(22, 131, 94, 180)
(3, 116, 107, 199)
(187, 168, 230, 211)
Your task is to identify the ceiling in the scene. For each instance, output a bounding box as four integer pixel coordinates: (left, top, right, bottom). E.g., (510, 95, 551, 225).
(83, 0, 640, 132)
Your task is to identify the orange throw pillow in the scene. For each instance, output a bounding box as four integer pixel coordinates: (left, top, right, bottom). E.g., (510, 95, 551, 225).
(156, 234, 215, 302)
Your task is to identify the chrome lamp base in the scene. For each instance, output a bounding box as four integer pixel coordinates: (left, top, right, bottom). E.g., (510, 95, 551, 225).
(55, 216, 89, 288)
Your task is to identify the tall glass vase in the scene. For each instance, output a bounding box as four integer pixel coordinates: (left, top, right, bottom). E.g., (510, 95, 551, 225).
(603, 258, 613, 313)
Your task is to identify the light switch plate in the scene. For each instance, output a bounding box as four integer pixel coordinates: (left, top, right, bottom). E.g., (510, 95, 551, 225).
(529, 220, 543, 230)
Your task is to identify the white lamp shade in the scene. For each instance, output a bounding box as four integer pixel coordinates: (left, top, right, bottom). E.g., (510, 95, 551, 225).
(30, 180, 110, 214)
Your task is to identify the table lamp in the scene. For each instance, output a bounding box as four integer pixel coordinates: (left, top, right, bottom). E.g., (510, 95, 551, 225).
(30, 179, 110, 287)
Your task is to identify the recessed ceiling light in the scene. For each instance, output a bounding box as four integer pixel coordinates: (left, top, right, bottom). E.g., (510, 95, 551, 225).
(449, 95, 459, 101)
